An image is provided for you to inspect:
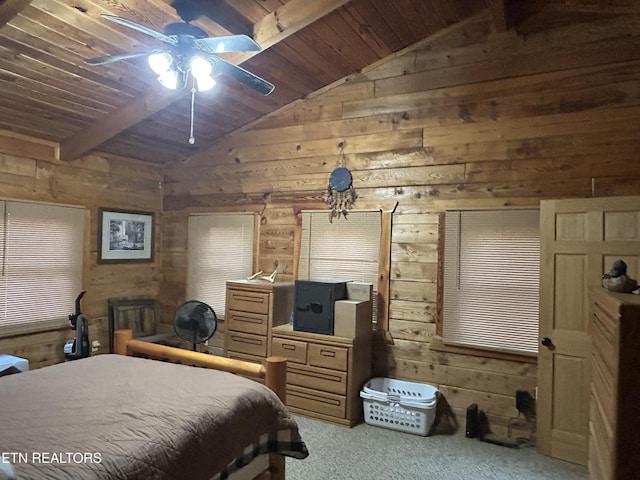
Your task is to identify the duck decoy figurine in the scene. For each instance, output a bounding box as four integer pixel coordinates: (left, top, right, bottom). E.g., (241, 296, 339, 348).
(602, 259, 638, 293)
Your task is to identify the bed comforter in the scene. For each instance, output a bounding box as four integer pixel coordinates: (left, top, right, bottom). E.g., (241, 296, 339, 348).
(0, 354, 308, 480)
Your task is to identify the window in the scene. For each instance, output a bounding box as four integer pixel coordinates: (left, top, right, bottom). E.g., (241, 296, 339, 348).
(0, 200, 85, 337)
(298, 210, 381, 322)
(442, 208, 540, 355)
(187, 213, 255, 318)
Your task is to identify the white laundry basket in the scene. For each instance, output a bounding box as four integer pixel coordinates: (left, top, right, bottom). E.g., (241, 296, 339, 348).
(360, 377, 438, 436)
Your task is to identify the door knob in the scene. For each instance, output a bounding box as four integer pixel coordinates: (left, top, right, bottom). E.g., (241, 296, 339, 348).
(540, 337, 553, 348)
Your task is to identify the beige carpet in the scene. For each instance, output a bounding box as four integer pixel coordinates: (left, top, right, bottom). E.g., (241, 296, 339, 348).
(287, 415, 588, 480)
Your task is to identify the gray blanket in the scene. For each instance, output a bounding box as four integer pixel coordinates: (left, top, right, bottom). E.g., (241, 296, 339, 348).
(0, 354, 308, 480)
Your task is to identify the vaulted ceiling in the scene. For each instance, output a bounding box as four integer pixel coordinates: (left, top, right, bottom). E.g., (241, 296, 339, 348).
(0, 0, 636, 165)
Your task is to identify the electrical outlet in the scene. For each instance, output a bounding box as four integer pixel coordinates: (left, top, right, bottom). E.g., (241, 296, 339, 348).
(91, 340, 101, 352)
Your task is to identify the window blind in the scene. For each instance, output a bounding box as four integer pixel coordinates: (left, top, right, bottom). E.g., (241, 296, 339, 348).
(442, 209, 540, 355)
(0, 201, 85, 336)
(299, 210, 381, 321)
(187, 213, 254, 318)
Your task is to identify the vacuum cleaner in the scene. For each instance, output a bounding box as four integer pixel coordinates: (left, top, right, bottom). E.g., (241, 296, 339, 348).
(64, 290, 91, 361)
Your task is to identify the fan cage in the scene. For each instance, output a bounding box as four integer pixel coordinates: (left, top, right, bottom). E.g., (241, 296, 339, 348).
(173, 300, 217, 350)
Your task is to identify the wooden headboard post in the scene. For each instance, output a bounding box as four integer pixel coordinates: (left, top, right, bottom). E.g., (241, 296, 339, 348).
(264, 356, 287, 403)
(113, 328, 133, 355)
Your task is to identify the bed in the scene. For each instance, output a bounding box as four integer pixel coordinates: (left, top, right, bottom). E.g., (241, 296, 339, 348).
(0, 329, 308, 480)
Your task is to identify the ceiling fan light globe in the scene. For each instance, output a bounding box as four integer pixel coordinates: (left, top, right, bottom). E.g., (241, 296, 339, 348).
(196, 75, 216, 92)
(157, 70, 179, 90)
(190, 56, 212, 79)
(148, 52, 173, 75)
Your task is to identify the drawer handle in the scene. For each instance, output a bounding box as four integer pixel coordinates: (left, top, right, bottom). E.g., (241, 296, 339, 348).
(234, 315, 263, 324)
(235, 295, 265, 304)
(299, 370, 342, 382)
(231, 335, 262, 346)
(282, 344, 297, 351)
(320, 349, 336, 358)
(290, 390, 341, 406)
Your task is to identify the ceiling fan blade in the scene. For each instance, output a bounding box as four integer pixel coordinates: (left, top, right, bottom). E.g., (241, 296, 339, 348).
(195, 34, 261, 54)
(85, 50, 158, 66)
(212, 57, 275, 96)
(101, 14, 177, 45)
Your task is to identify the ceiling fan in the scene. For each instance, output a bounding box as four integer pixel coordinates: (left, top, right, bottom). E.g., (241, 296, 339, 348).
(85, 14, 275, 96)
(85, 10, 274, 144)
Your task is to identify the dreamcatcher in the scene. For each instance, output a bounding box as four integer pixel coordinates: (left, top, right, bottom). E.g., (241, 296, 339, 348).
(325, 166, 357, 222)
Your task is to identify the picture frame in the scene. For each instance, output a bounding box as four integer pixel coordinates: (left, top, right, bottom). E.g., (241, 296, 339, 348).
(98, 208, 154, 264)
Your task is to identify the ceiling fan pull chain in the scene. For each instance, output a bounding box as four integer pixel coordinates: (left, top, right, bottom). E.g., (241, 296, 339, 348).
(189, 81, 196, 144)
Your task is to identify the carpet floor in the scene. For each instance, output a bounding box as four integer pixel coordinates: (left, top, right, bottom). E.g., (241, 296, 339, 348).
(287, 415, 588, 480)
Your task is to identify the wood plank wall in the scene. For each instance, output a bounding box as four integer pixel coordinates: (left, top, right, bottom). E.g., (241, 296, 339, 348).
(162, 10, 640, 434)
(0, 135, 163, 368)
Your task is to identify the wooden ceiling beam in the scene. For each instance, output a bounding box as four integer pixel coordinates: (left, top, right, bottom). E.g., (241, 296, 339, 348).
(254, 0, 351, 50)
(58, 0, 352, 161)
(168, 0, 254, 36)
(58, 87, 182, 162)
(0, 0, 32, 27)
(489, 0, 509, 33)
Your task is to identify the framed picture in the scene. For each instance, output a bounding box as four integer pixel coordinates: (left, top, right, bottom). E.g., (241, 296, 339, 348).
(98, 209, 154, 263)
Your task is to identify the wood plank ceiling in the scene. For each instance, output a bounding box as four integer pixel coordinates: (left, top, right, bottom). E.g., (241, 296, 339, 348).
(1, 0, 632, 165)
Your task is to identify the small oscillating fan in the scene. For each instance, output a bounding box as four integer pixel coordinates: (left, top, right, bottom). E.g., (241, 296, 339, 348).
(173, 300, 217, 351)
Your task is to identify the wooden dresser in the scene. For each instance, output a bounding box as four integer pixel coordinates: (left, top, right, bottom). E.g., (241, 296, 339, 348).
(588, 287, 640, 480)
(224, 280, 294, 364)
(271, 324, 371, 426)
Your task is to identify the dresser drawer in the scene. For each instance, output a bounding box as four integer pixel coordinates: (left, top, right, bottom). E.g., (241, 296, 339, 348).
(227, 310, 269, 336)
(591, 356, 615, 429)
(308, 343, 348, 371)
(592, 318, 616, 379)
(287, 363, 347, 395)
(589, 395, 613, 477)
(227, 332, 267, 357)
(271, 337, 308, 364)
(287, 384, 346, 419)
(227, 289, 270, 314)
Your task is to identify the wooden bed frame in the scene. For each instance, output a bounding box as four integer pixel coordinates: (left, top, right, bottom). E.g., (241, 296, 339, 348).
(113, 329, 288, 480)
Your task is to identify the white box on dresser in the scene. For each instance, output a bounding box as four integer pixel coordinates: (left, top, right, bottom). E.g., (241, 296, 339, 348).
(346, 282, 373, 303)
(334, 300, 372, 338)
